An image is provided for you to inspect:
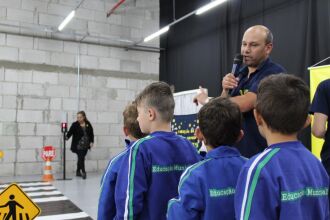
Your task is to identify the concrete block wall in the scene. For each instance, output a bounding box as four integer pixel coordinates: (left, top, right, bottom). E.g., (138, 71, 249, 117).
(0, 0, 159, 176)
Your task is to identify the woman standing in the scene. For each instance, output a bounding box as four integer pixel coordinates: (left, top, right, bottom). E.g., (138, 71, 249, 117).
(66, 111, 94, 179)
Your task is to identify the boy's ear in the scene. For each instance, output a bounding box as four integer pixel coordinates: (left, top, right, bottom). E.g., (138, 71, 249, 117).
(303, 115, 312, 129)
(194, 127, 204, 142)
(254, 109, 263, 126)
(236, 129, 244, 143)
(147, 107, 156, 121)
(123, 126, 129, 137)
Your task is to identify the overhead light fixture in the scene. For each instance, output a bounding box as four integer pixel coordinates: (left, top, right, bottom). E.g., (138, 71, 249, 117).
(134, 0, 227, 46)
(143, 26, 170, 42)
(58, 10, 75, 31)
(196, 0, 227, 15)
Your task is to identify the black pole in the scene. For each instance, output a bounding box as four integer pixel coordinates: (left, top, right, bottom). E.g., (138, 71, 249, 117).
(58, 123, 71, 181)
(63, 131, 66, 180)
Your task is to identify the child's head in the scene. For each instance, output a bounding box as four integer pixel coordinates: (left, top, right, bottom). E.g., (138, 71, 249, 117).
(255, 74, 310, 136)
(135, 81, 175, 133)
(123, 102, 146, 140)
(196, 97, 243, 149)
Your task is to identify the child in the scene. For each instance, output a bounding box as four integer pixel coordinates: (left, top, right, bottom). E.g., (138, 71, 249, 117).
(167, 97, 247, 220)
(114, 81, 200, 220)
(98, 102, 146, 220)
(235, 74, 329, 219)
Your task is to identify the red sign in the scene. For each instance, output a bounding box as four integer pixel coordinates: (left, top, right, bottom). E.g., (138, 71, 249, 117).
(42, 146, 56, 161)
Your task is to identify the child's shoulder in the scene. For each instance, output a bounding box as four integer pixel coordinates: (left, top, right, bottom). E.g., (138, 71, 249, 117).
(181, 158, 214, 180)
(243, 148, 281, 170)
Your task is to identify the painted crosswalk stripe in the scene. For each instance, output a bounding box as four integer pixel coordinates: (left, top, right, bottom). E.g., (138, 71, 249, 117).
(16, 186, 56, 192)
(0, 182, 51, 188)
(35, 212, 89, 220)
(0, 186, 56, 191)
(27, 190, 62, 197)
(33, 196, 69, 203)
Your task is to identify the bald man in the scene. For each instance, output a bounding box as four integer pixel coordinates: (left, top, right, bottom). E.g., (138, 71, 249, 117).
(195, 25, 286, 157)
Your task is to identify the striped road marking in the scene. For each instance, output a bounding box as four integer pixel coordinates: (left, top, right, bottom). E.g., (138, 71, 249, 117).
(35, 212, 90, 220)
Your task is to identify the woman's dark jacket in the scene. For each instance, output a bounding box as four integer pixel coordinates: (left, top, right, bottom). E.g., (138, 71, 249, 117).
(66, 121, 94, 153)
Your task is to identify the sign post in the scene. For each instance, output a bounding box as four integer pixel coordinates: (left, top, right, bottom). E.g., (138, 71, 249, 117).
(58, 122, 71, 181)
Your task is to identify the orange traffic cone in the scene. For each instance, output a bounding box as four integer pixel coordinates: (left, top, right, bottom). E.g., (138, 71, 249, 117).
(42, 159, 54, 182)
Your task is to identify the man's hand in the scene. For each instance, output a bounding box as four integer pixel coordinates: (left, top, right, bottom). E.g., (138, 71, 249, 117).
(222, 73, 238, 91)
(221, 73, 239, 97)
(193, 86, 209, 106)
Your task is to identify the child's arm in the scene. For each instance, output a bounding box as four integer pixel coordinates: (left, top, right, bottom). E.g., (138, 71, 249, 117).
(98, 151, 127, 220)
(235, 160, 279, 220)
(167, 168, 203, 220)
(98, 171, 117, 220)
(115, 140, 150, 219)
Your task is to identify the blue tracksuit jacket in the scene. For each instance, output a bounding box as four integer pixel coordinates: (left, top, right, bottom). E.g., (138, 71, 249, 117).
(167, 146, 247, 220)
(114, 131, 201, 220)
(98, 140, 134, 220)
(235, 141, 329, 220)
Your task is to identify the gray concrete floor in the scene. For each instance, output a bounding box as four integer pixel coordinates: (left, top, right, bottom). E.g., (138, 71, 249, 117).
(0, 171, 102, 220)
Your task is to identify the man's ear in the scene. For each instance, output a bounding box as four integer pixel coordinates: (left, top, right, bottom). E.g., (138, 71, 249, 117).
(265, 42, 273, 56)
(254, 109, 263, 126)
(148, 107, 156, 121)
(303, 115, 311, 129)
(194, 127, 205, 142)
(236, 129, 244, 143)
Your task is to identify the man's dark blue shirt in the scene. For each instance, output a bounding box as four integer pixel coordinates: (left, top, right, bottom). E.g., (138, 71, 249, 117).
(231, 58, 286, 158)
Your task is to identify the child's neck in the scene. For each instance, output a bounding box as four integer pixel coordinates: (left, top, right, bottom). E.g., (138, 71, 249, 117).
(265, 131, 298, 146)
(127, 135, 138, 142)
(149, 122, 171, 133)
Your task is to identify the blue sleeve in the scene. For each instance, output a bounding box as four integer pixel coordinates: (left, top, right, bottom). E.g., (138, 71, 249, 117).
(311, 81, 330, 116)
(235, 165, 279, 220)
(98, 162, 118, 220)
(115, 141, 150, 219)
(167, 170, 203, 220)
(98, 150, 128, 220)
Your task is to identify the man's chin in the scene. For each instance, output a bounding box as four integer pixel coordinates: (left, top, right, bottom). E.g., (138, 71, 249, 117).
(244, 61, 258, 68)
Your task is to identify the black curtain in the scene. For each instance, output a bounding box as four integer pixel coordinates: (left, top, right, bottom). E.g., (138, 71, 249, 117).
(160, 0, 330, 148)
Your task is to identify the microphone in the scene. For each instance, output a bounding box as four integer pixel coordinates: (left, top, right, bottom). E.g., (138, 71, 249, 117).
(231, 54, 243, 78)
(229, 54, 243, 96)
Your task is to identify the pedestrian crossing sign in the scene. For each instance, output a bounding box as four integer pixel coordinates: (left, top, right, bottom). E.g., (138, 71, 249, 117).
(0, 183, 41, 220)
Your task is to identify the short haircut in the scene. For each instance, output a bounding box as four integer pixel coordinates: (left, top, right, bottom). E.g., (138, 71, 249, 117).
(198, 97, 242, 147)
(123, 102, 145, 139)
(256, 74, 310, 134)
(249, 25, 273, 44)
(265, 28, 273, 44)
(135, 81, 175, 123)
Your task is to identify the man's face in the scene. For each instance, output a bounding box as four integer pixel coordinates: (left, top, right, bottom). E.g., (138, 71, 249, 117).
(241, 29, 272, 68)
(137, 104, 151, 134)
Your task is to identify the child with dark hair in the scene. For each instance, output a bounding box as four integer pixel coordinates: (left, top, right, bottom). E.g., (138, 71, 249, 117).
(235, 74, 329, 220)
(167, 97, 246, 220)
(114, 82, 200, 220)
(98, 102, 146, 220)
